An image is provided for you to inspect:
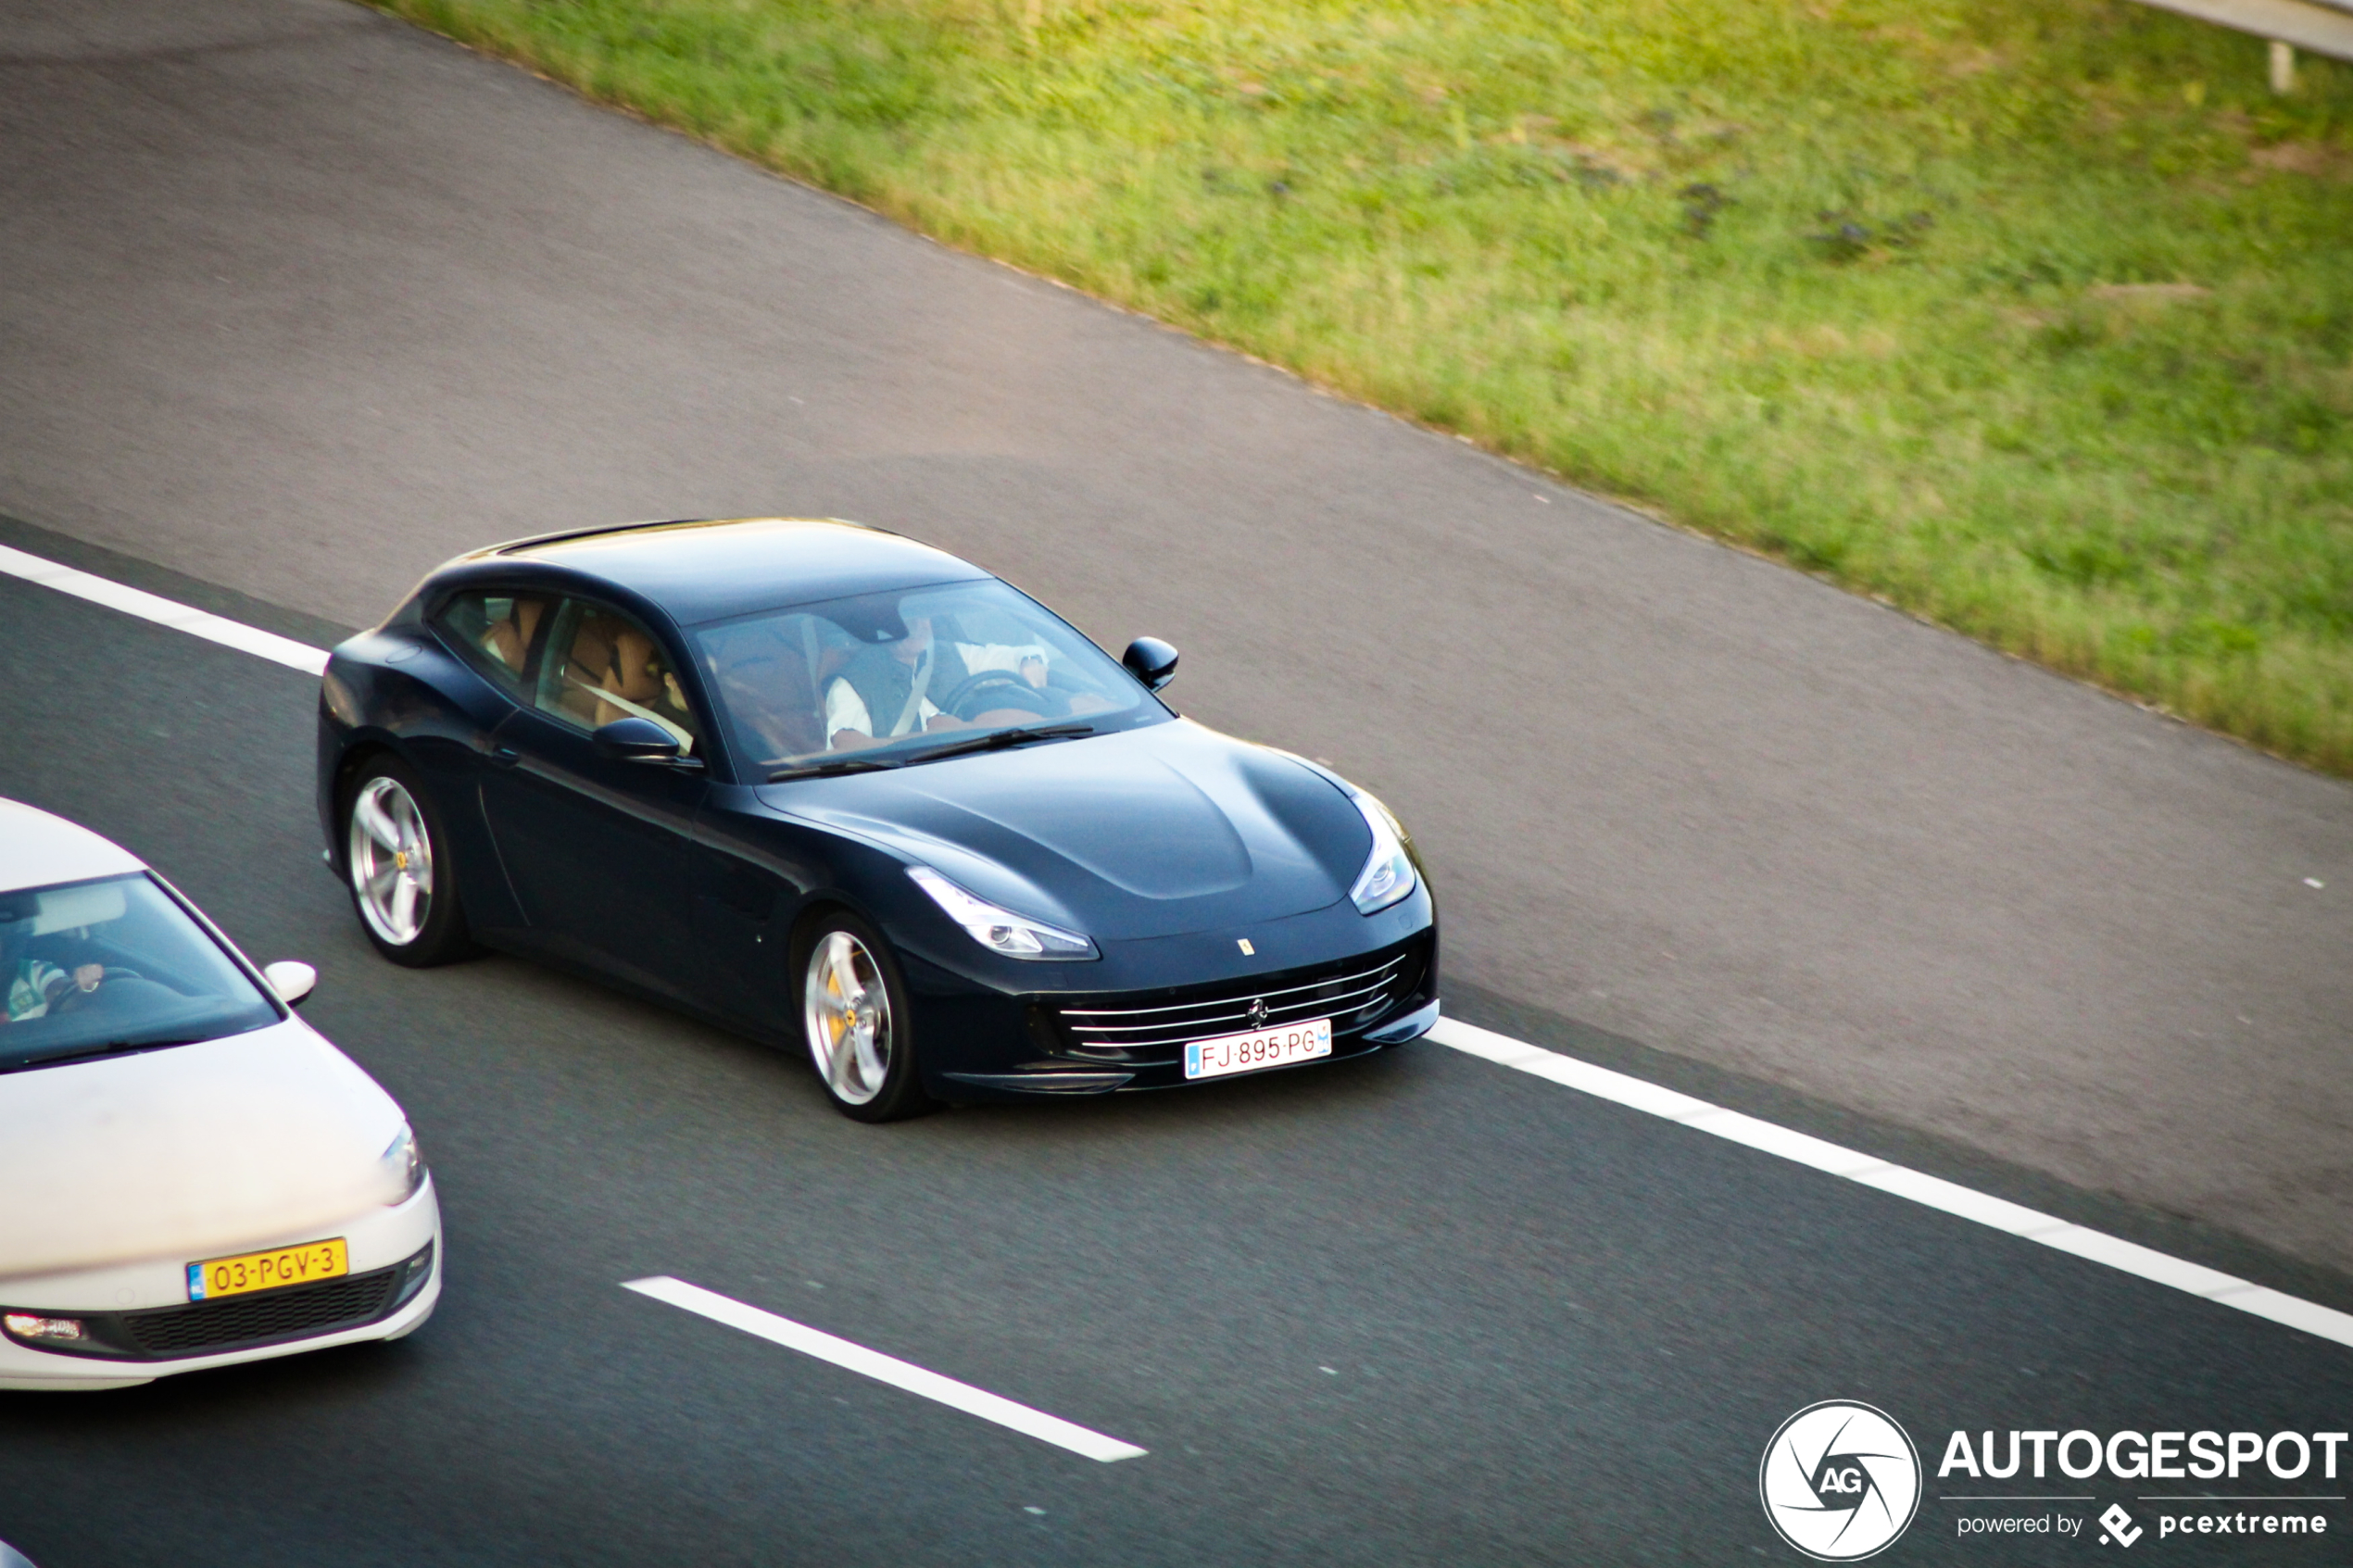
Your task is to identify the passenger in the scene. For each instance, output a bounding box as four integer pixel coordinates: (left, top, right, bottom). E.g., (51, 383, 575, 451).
(707, 627, 825, 762)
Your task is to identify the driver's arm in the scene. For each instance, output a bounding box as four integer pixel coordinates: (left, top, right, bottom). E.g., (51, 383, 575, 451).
(6, 959, 69, 1020)
(952, 643, 1051, 686)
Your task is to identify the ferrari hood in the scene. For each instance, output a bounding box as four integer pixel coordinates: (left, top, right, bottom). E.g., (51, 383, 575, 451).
(0, 1018, 410, 1280)
(762, 720, 1372, 941)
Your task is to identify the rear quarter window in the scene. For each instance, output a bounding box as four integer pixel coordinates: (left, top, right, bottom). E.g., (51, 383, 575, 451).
(432, 590, 548, 693)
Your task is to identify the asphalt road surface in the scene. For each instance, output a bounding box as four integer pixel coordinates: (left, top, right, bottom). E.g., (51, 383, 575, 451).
(1, 571, 2348, 1566)
(2, 0, 2350, 1561)
(3, 0, 2349, 1278)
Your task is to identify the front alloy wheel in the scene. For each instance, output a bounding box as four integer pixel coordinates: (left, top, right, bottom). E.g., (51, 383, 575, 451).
(799, 915, 929, 1122)
(346, 759, 473, 966)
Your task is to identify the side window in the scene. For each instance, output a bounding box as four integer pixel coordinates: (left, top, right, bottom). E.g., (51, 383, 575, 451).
(432, 590, 548, 694)
(535, 599, 701, 756)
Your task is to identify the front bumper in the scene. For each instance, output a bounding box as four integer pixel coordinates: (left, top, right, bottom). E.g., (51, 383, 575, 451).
(917, 916, 1440, 1101)
(0, 1179, 443, 1390)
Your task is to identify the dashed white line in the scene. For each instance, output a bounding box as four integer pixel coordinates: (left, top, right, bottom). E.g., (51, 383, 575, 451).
(623, 1276, 1149, 1462)
(1428, 1016, 2353, 1351)
(7, 543, 2346, 1358)
(0, 543, 327, 674)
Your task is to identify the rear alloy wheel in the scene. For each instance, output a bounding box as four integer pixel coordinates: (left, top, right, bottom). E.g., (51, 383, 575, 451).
(799, 914, 930, 1123)
(345, 759, 474, 966)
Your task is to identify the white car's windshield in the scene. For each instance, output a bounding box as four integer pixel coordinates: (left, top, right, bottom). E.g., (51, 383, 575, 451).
(695, 580, 1168, 779)
(0, 874, 278, 1072)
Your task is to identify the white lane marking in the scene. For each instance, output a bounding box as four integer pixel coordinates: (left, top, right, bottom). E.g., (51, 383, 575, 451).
(0, 544, 329, 675)
(1428, 1017, 2353, 1350)
(12, 546, 2340, 1350)
(623, 1275, 1149, 1462)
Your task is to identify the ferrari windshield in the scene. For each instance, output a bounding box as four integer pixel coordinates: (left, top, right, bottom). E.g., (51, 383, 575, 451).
(0, 874, 279, 1072)
(694, 579, 1167, 777)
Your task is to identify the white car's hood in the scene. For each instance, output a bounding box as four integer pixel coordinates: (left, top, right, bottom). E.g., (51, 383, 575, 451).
(0, 1018, 409, 1280)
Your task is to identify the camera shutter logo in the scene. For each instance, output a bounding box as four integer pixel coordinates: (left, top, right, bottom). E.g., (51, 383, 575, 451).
(1758, 1400, 1922, 1561)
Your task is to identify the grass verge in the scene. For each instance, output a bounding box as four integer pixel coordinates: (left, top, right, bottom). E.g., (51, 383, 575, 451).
(377, 0, 2353, 773)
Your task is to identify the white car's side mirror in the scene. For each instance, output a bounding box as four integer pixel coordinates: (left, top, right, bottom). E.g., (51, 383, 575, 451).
(264, 960, 318, 1008)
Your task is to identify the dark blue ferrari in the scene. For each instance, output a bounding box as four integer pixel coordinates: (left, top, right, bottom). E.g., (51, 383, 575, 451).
(316, 518, 1439, 1121)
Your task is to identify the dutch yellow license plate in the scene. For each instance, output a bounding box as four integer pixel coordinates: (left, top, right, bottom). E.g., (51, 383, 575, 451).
(186, 1238, 348, 1302)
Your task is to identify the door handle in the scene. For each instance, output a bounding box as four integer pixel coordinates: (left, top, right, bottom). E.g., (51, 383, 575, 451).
(486, 746, 521, 768)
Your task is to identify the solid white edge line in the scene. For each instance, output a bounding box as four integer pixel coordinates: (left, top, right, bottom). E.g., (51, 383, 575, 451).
(623, 1276, 1149, 1462)
(0, 543, 329, 675)
(1425, 1016, 2353, 1351)
(11, 545, 2339, 1352)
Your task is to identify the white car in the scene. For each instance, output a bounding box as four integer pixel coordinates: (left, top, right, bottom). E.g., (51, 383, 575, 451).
(0, 798, 440, 1390)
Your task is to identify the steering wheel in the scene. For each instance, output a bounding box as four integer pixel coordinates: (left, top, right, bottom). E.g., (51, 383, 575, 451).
(48, 967, 140, 1014)
(937, 670, 1053, 721)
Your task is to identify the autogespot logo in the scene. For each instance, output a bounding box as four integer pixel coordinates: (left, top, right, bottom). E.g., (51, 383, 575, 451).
(1760, 1400, 1924, 1561)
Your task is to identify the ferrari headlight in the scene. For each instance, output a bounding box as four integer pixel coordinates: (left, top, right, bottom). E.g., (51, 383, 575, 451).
(908, 867, 1097, 960)
(1348, 790, 1418, 915)
(381, 1124, 426, 1205)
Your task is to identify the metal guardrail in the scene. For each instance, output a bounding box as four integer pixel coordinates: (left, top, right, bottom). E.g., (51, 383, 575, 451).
(2128, 0, 2353, 80)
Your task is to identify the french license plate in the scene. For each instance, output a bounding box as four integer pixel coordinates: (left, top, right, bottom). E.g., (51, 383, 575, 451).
(1184, 1016, 1333, 1081)
(187, 1238, 348, 1302)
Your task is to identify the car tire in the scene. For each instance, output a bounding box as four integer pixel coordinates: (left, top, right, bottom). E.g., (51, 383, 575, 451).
(797, 910, 932, 1123)
(344, 756, 477, 967)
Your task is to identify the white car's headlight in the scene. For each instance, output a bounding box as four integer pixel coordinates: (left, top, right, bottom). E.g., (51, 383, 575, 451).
(381, 1124, 426, 1204)
(908, 867, 1097, 960)
(1348, 790, 1418, 915)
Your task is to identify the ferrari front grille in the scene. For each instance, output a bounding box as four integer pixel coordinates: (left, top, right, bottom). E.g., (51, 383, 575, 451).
(1053, 949, 1416, 1055)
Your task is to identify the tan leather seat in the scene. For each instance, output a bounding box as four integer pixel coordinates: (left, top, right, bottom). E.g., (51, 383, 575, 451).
(558, 613, 698, 745)
(480, 597, 544, 676)
(555, 614, 622, 724)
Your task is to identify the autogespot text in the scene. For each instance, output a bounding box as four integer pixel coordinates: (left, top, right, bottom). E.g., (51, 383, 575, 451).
(1937, 1427, 2347, 1482)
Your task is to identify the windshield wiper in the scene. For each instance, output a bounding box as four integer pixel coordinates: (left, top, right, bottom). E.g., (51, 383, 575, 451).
(0, 1037, 212, 1073)
(767, 722, 1098, 780)
(898, 722, 1097, 767)
(767, 757, 901, 783)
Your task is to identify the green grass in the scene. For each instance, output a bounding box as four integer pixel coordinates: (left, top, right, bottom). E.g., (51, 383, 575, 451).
(381, 0, 2353, 773)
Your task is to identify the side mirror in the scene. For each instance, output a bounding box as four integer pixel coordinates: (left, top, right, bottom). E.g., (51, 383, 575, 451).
(593, 716, 681, 762)
(264, 960, 318, 1008)
(1122, 637, 1179, 692)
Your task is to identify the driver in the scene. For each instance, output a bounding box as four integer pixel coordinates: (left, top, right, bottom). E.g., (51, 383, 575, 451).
(2, 931, 102, 1023)
(825, 616, 1053, 751)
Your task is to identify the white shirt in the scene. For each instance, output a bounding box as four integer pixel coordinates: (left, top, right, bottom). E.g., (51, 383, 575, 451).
(824, 642, 1048, 746)
(824, 677, 932, 743)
